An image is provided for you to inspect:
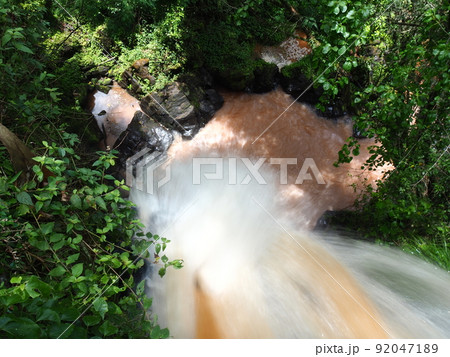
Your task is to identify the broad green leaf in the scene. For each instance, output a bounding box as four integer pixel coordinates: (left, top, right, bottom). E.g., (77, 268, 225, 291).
(71, 263, 83, 278)
(322, 44, 331, 54)
(1, 33, 12, 46)
(16, 192, 33, 205)
(35, 201, 44, 212)
(26, 276, 52, 297)
(0, 317, 41, 338)
(99, 321, 118, 336)
(29, 237, 50, 251)
(10, 276, 22, 284)
(48, 323, 73, 339)
(82, 315, 101, 327)
(150, 325, 161, 339)
(93, 298, 108, 319)
(346, 9, 355, 19)
(50, 233, 64, 243)
(66, 253, 80, 265)
(49, 265, 66, 277)
(70, 194, 82, 209)
(41, 222, 55, 235)
(159, 328, 170, 339)
(37, 309, 61, 323)
(13, 42, 34, 54)
(95, 196, 107, 210)
(0, 317, 12, 329)
(73, 234, 83, 244)
(53, 239, 65, 251)
(59, 307, 80, 322)
(16, 204, 30, 216)
(343, 61, 352, 71)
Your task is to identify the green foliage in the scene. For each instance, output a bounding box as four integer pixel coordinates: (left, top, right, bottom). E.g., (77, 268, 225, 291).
(53, 0, 159, 42)
(0, 138, 180, 338)
(313, 0, 450, 264)
(113, 6, 187, 90)
(0, 0, 63, 126)
(290, 0, 376, 109)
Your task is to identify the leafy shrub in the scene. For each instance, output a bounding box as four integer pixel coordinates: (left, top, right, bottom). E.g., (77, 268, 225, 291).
(0, 0, 63, 126)
(0, 136, 182, 338)
(316, 0, 450, 266)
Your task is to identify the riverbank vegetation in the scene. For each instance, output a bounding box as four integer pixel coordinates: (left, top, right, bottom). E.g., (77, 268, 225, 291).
(1, 0, 448, 338)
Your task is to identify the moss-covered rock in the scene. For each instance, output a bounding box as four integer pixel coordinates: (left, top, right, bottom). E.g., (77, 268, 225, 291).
(280, 61, 323, 105)
(250, 60, 279, 93)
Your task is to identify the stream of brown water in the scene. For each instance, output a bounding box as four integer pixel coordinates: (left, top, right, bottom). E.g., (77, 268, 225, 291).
(91, 85, 450, 338)
(167, 88, 391, 228)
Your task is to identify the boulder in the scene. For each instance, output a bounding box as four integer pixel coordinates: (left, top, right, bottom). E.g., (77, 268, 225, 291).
(250, 61, 279, 93)
(114, 111, 174, 177)
(140, 80, 223, 138)
(279, 71, 323, 105)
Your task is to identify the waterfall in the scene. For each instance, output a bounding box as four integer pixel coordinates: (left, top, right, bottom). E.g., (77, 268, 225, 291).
(128, 89, 449, 338)
(89, 84, 449, 338)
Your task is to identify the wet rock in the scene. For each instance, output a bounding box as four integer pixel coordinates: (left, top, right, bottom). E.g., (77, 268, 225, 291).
(140, 84, 196, 136)
(215, 67, 255, 92)
(279, 71, 323, 105)
(198, 89, 224, 120)
(316, 99, 348, 119)
(114, 111, 174, 177)
(140, 81, 223, 138)
(250, 61, 279, 93)
(313, 210, 340, 231)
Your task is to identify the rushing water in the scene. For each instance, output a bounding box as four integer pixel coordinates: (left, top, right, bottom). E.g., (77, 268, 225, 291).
(91, 85, 450, 338)
(167, 89, 391, 228)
